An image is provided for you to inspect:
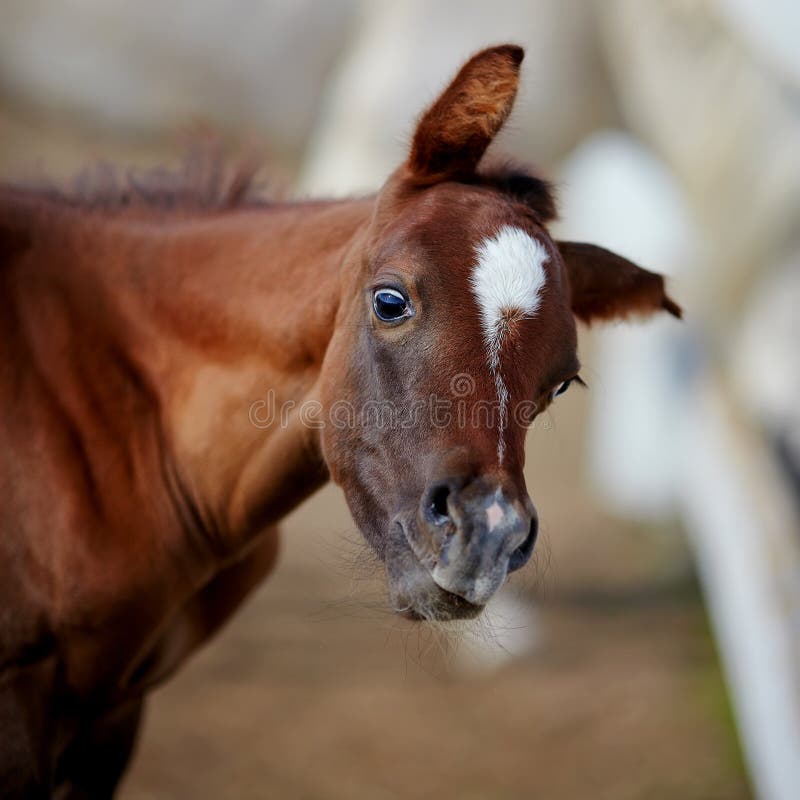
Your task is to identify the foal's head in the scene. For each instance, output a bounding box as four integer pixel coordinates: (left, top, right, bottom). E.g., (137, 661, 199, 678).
(319, 45, 680, 620)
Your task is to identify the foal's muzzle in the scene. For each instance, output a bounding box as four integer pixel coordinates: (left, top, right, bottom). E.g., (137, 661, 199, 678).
(406, 477, 537, 607)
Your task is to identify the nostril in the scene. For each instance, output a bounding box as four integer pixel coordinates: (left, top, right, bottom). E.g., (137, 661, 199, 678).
(509, 515, 538, 572)
(426, 484, 451, 526)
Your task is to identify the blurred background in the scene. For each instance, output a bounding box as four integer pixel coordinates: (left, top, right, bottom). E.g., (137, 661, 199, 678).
(2, 1, 798, 798)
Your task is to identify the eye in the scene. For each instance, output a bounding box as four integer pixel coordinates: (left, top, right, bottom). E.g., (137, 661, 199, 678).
(551, 378, 574, 401)
(372, 287, 412, 323)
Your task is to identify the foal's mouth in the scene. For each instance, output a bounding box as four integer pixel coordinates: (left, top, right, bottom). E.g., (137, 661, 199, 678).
(386, 518, 488, 622)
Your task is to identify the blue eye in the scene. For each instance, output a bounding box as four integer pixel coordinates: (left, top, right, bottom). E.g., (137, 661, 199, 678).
(373, 288, 411, 322)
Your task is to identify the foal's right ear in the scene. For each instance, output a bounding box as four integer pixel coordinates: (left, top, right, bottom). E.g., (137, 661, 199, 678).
(408, 44, 524, 183)
(558, 242, 683, 324)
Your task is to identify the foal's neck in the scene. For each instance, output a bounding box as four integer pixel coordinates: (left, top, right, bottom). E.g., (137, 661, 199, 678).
(115, 198, 372, 557)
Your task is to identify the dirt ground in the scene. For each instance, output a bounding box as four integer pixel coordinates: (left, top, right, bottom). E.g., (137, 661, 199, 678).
(119, 379, 751, 800)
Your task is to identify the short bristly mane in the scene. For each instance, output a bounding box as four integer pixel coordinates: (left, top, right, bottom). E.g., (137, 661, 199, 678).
(477, 161, 558, 223)
(0, 144, 272, 215)
(0, 146, 554, 218)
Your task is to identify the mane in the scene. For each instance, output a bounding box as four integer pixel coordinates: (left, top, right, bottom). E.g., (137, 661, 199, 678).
(477, 160, 559, 223)
(0, 143, 273, 214)
(0, 138, 554, 223)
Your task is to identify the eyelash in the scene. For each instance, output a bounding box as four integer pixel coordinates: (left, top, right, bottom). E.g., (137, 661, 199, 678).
(550, 375, 586, 401)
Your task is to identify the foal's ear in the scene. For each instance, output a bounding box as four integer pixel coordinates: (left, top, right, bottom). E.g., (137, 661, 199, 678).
(408, 44, 524, 182)
(558, 242, 682, 323)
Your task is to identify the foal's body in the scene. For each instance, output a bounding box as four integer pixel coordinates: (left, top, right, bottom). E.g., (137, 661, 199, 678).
(0, 45, 679, 797)
(1, 194, 368, 793)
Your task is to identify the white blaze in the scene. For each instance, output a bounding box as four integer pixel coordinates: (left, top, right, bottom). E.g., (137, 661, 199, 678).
(486, 500, 505, 531)
(470, 226, 548, 463)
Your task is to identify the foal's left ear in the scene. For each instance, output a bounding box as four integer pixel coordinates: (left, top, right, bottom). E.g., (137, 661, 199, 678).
(408, 44, 524, 182)
(558, 242, 682, 323)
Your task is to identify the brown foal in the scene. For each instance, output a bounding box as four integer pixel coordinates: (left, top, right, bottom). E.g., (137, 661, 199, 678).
(0, 45, 679, 797)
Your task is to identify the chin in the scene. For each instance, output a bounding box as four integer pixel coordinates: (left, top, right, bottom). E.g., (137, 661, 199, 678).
(396, 594, 486, 622)
(387, 564, 487, 622)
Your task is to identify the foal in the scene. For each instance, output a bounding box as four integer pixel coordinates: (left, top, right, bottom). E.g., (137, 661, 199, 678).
(0, 44, 679, 797)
